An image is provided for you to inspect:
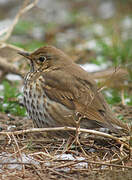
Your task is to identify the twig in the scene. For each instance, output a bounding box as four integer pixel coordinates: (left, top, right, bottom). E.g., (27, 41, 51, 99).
(0, 162, 31, 165)
(0, 42, 24, 51)
(0, 56, 24, 77)
(85, 159, 132, 169)
(32, 164, 43, 180)
(0, 0, 39, 79)
(0, 126, 127, 140)
(46, 167, 74, 180)
(29, 151, 54, 159)
(12, 133, 25, 174)
(53, 159, 132, 170)
(54, 139, 66, 155)
(6, 133, 12, 145)
(106, 155, 129, 164)
(0, 127, 131, 151)
(0, 0, 39, 42)
(11, 145, 28, 156)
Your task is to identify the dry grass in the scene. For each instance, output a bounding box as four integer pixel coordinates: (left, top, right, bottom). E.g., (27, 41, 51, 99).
(0, 110, 132, 180)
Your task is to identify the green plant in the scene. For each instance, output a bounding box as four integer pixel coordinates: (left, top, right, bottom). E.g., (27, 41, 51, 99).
(96, 39, 132, 66)
(0, 81, 26, 116)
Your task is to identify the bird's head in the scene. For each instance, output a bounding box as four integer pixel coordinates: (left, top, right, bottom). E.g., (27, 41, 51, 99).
(18, 46, 71, 72)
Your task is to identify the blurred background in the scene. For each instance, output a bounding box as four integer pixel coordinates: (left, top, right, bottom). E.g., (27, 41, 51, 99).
(0, 0, 132, 126)
(0, 1, 132, 179)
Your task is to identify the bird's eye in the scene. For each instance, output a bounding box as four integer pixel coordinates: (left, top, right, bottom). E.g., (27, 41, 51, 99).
(38, 56, 46, 62)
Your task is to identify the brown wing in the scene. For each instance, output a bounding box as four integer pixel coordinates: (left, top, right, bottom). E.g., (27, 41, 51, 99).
(41, 64, 96, 110)
(41, 64, 128, 131)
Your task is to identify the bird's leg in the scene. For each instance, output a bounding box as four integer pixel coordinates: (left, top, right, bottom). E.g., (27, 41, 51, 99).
(74, 112, 82, 152)
(73, 112, 89, 156)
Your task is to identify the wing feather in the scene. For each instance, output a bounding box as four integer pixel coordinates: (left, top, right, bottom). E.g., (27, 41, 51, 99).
(40, 64, 128, 131)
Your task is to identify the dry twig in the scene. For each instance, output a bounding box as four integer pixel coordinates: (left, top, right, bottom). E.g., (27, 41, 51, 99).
(0, 57, 24, 76)
(12, 133, 25, 174)
(0, 127, 131, 151)
(0, 0, 39, 42)
(0, 0, 39, 78)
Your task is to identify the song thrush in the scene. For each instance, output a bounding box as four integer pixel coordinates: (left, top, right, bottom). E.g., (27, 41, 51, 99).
(18, 46, 128, 136)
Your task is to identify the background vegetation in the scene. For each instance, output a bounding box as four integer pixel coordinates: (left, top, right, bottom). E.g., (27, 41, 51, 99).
(0, 0, 132, 179)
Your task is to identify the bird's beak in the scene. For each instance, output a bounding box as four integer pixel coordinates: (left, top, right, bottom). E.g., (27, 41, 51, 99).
(18, 51, 31, 59)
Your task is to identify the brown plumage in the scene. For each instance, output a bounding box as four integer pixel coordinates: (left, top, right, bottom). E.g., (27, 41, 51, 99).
(18, 46, 128, 136)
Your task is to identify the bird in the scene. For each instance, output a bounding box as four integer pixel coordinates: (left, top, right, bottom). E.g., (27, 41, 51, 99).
(18, 45, 129, 136)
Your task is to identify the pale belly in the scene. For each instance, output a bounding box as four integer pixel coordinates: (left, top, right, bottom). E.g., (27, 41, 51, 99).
(23, 78, 74, 128)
